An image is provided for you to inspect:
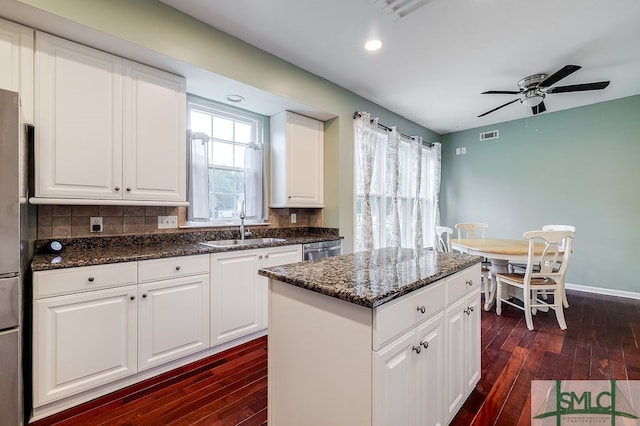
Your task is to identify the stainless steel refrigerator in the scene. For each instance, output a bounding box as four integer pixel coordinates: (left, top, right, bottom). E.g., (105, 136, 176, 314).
(0, 88, 27, 426)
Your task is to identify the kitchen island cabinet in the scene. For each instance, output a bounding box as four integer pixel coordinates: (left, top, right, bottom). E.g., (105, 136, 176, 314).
(259, 248, 482, 426)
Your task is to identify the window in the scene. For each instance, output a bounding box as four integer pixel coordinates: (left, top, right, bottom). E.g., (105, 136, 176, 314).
(355, 130, 433, 250)
(187, 96, 266, 225)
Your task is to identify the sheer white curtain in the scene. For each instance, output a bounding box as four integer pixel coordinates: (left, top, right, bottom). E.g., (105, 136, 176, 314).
(429, 142, 442, 248)
(387, 127, 401, 248)
(411, 136, 424, 250)
(244, 142, 266, 220)
(355, 112, 378, 250)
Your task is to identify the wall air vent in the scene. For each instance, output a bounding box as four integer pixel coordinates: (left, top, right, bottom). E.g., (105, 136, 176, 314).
(372, 0, 436, 20)
(479, 130, 499, 141)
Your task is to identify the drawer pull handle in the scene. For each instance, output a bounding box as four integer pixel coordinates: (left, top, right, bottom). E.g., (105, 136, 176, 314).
(130, 296, 136, 301)
(421, 341, 429, 350)
(417, 305, 426, 314)
(175, 266, 181, 271)
(466, 280, 474, 286)
(142, 294, 147, 299)
(115, 187, 120, 191)
(412, 345, 422, 354)
(126, 187, 131, 192)
(87, 277, 95, 282)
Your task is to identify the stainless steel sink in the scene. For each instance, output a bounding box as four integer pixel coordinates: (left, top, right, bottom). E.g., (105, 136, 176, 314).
(199, 238, 286, 248)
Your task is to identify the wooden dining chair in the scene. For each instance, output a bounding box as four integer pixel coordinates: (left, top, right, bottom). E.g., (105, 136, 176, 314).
(455, 223, 490, 295)
(435, 226, 453, 253)
(496, 229, 575, 331)
(509, 224, 575, 308)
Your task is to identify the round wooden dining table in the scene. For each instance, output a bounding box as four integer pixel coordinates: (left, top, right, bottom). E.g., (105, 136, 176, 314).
(450, 238, 547, 311)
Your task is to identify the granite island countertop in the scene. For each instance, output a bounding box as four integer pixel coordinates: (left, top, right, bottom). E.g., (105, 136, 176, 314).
(31, 228, 342, 271)
(258, 247, 483, 308)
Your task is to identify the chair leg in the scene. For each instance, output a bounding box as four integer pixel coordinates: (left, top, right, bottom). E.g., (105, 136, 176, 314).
(524, 289, 534, 331)
(562, 282, 569, 308)
(496, 280, 502, 316)
(554, 289, 568, 330)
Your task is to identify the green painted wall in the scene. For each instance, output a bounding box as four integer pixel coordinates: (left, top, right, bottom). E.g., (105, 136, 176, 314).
(8, 0, 439, 252)
(441, 95, 640, 293)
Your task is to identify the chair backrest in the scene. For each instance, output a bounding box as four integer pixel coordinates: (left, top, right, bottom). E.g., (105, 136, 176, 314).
(455, 223, 488, 240)
(542, 224, 576, 252)
(523, 229, 575, 282)
(435, 226, 453, 253)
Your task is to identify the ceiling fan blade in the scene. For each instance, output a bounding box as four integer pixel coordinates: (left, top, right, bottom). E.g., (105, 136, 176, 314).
(478, 98, 520, 118)
(481, 90, 520, 95)
(538, 65, 581, 88)
(547, 81, 610, 93)
(532, 101, 546, 115)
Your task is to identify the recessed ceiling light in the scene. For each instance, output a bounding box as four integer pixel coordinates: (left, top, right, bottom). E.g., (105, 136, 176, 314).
(364, 39, 382, 52)
(225, 94, 245, 103)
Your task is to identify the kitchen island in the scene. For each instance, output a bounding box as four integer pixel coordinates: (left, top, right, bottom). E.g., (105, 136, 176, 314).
(258, 248, 483, 426)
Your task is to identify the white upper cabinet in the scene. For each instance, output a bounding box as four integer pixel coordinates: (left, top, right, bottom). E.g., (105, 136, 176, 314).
(270, 111, 324, 208)
(34, 32, 186, 204)
(0, 18, 33, 123)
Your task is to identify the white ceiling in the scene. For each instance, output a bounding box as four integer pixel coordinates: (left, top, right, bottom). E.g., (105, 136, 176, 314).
(160, 0, 640, 134)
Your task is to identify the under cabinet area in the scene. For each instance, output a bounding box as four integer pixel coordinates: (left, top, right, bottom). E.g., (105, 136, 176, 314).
(270, 111, 324, 207)
(210, 245, 302, 346)
(34, 32, 186, 204)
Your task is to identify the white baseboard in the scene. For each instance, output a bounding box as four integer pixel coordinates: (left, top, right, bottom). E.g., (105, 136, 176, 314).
(566, 282, 640, 300)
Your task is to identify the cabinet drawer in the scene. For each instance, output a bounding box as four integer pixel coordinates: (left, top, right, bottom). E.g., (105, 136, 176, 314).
(33, 262, 138, 299)
(446, 263, 482, 305)
(138, 254, 209, 283)
(373, 279, 446, 350)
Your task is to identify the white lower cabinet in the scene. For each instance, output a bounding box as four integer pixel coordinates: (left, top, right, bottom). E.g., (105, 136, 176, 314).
(210, 245, 302, 345)
(374, 312, 445, 426)
(33, 284, 138, 406)
(137, 274, 209, 371)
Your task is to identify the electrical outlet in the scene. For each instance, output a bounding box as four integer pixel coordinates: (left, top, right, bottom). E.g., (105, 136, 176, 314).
(158, 215, 178, 229)
(290, 213, 297, 224)
(90, 217, 103, 233)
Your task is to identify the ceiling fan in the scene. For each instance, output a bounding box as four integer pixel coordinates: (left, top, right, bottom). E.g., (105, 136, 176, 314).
(478, 65, 610, 118)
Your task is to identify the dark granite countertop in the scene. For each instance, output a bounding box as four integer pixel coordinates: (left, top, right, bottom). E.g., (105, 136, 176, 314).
(31, 227, 341, 271)
(258, 248, 483, 308)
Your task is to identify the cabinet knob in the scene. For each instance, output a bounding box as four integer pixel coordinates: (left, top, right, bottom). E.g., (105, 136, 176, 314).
(259, 255, 263, 259)
(421, 341, 429, 350)
(416, 305, 426, 314)
(126, 187, 131, 192)
(175, 266, 181, 271)
(130, 296, 136, 301)
(142, 294, 147, 299)
(87, 277, 95, 282)
(115, 187, 120, 191)
(466, 280, 474, 286)
(288, 195, 292, 199)
(265, 255, 269, 259)
(412, 345, 422, 354)
(464, 306, 474, 315)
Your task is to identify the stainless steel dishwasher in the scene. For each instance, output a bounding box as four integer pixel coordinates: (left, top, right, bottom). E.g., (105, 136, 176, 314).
(302, 240, 342, 260)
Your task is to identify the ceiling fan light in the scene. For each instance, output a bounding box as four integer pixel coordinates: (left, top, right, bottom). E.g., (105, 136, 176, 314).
(522, 92, 544, 107)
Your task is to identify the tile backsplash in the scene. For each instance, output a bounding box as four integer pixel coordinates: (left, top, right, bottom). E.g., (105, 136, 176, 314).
(37, 205, 323, 239)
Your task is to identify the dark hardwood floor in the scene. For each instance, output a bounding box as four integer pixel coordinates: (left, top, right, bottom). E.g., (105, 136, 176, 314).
(30, 290, 640, 426)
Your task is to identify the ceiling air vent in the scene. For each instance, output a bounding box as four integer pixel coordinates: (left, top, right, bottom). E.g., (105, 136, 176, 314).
(479, 130, 499, 141)
(372, 0, 436, 20)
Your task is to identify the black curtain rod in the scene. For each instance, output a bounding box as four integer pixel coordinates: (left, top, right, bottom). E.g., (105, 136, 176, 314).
(353, 112, 433, 147)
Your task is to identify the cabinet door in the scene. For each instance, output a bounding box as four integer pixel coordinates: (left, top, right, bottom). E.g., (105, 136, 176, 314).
(123, 61, 186, 202)
(416, 313, 445, 426)
(138, 274, 209, 371)
(210, 250, 263, 346)
(33, 285, 137, 406)
(286, 113, 324, 206)
(0, 18, 33, 123)
(373, 329, 418, 426)
(465, 289, 481, 392)
(445, 297, 466, 422)
(261, 245, 302, 326)
(35, 32, 123, 199)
